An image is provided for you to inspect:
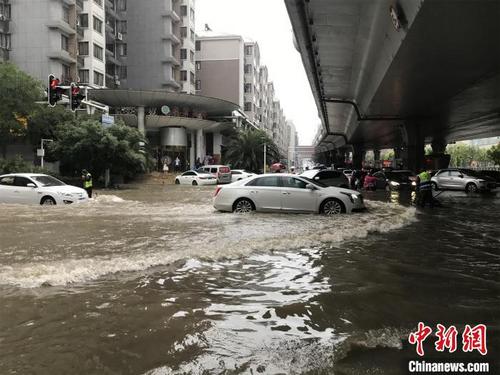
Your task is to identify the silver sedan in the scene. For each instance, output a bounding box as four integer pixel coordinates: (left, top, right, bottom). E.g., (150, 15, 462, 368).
(213, 174, 365, 215)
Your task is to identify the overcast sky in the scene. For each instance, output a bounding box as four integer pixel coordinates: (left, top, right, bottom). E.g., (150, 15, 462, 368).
(195, 0, 320, 145)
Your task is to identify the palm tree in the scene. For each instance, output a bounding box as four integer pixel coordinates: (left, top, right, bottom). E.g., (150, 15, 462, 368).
(224, 129, 280, 173)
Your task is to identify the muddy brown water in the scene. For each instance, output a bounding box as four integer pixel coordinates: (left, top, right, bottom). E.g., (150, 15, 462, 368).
(0, 185, 499, 374)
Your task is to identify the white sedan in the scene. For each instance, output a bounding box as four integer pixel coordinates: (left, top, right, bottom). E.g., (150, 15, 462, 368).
(213, 173, 365, 215)
(0, 173, 89, 205)
(231, 169, 256, 182)
(174, 170, 217, 186)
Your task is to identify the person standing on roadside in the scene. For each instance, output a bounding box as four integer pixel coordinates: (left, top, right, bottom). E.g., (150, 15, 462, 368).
(81, 169, 93, 198)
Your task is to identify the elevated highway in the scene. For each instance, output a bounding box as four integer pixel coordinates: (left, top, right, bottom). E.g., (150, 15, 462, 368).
(285, 0, 500, 170)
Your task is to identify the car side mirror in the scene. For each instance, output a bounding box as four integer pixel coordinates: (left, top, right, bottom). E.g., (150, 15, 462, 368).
(459, 175, 464, 178)
(27, 183, 36, 188)
(306, 183, 316, 190)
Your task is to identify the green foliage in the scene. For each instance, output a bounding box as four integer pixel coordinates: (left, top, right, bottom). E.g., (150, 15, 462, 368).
(27, 105, 74, 150)
(486, 143, 500, 166)
(446, 144, 489, 167)
(0, 155, 53, 175)
(381, 150, 395, 160)
(0, 63, 43, 157)
(223, 128, 280, 173)
(53, 118, 149, 179)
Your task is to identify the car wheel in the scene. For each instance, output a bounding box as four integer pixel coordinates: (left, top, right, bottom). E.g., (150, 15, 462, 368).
(192, 180, 198, 186)
(233, 198, 254, 213)
(175, 179, 180, 185)
(41, 196, 56, 206)
(431, 182, 438, 191)
(465, 183, 477, 193)
(320, 198, 345, 215)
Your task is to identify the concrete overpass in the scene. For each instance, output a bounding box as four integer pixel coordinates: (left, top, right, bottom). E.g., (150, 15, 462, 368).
(285, 0, 500, 171)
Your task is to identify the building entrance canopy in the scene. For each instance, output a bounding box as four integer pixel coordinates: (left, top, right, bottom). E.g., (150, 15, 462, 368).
(89, 89, 240, 117)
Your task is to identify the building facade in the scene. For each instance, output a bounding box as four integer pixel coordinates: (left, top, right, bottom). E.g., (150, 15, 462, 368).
(196, 33, 291, 159)
(0, 0, 10, 62)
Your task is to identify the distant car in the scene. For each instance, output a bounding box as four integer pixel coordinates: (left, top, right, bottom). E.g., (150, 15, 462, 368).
(197, 165, 232, 184)
(300, 169, 349, 188)
(431, 169, 496, 193)
(175, 170, 217, 186)
(213, 173, 365, 215)
(230, 169, 256, 182)
(479, 170, 500, 188)
(0, 173, 88, 205)
(373, 170, 417, 191)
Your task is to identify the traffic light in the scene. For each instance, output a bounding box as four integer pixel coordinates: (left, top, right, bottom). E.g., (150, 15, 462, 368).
(47, 74, 62, 107)
(70, 82, 85, 111)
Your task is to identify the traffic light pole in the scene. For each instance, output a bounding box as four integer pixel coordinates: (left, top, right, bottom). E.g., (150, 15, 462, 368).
(40, 138, 53, 169)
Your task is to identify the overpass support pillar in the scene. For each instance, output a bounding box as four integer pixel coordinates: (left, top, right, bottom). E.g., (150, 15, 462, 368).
(352, 145, 364, 169)
(402, 123, 425, 172)
(373, 149, 381, 161)
(137, 106, 146, 136)
(431, 138, 447, 154)
(196, 129, 204, 160)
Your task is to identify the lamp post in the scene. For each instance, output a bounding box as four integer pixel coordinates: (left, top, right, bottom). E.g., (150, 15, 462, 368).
(39, 139, 53, 169)
(263, 142, 267, 173)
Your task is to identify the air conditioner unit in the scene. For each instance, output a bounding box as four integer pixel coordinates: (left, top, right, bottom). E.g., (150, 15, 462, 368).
(0, 14, 5, 21)
(114, 75, 119, 80)
(117, 32, 123, 40)
(115, 80, 120, 86)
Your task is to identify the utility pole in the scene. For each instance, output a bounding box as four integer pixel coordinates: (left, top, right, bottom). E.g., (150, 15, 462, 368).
(263, 142, 267, 174)
(39, 139, 53, 168)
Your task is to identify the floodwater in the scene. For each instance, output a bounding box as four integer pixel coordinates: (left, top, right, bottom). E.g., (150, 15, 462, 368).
(0, 185, 498, 374)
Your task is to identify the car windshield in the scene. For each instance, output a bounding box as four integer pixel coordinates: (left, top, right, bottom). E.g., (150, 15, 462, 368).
(386, 172, 412, 182)
(300, 176, 328, 188)
(30, 175, 65, 187)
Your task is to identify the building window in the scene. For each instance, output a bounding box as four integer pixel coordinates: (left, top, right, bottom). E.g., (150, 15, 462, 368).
(180, 70, 187, 81)
(120, 66, 127, 79)
(94, 71, 104, 86)
(78, 69, 89, 84)
(0, 33, 11, 50)
(78, 42, 89, 55)
(195, 80, 201, 90)
(180, 5, 187, 16)
(195, 40, 201, 51)
(244, 83, 252, 93)
(190, 29, 195, 42)
(244, 64, 252, 74)
(93, 44, 103, 60)
(62, 64, 71, 81)
(118, 0, 127, 11)
(190, 8, 195, 20)
(93, 16, 103, 33)
(61, 34, 69, 51)
(180, 48, 187, 60)
(0, 3, 11, 20)
(62, 6, 70, 24)
(94, 0, 103, 7)
(190, 71, 195, 83)
(119, 43, 127, 56)
(245, 45, 253, 55)
(190, 50, 194, 63)
(117, 20, 127, 33)
(180, 27, 187, 38)
(79, 13, 88, 28)
(244, 102, 252, 111)
(195, 61, 201, 70)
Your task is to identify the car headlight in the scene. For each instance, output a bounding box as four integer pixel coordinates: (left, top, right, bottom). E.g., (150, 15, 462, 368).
(390, 181, 400, 186)
(341, 192, 358, 203)
(411, 181, 417, 186)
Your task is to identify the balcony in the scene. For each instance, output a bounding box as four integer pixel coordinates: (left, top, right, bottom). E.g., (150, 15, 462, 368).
(162, 10, 180, 23)
(162, 33, 180, 45)
(161, 55, 180, 66)
(46, 20, 76, 35)
(48, 50, 77, 64)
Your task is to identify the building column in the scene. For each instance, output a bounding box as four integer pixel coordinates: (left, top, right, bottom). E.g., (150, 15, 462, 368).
(402, 123, 425, 173)
(137, 106, 145, 135)
(189, 132, 195, 168)
(352, 144, 364, 169)
(373, 149, 381, 161)
(213, 132, 222, 163)
(431, 138, 447, 154)
(196, 128, 204, 160)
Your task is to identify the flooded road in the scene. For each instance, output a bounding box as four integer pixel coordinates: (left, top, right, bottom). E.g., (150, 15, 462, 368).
(0, 185, 499, 374)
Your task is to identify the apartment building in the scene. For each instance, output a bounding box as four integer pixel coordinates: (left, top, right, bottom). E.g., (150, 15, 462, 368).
(243, 40, 260, 124)
(9, 0, 79, 84)
(0, 0, 10, 62)
(5, 0, 195, 93)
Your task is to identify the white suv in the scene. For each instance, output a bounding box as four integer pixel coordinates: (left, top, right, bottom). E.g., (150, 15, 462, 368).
(197, 165, 232, 184)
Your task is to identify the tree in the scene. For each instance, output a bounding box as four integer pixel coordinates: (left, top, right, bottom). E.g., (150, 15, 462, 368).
(446, 144, 489, 167)
(53, 118, 149, 180)
(0, 63, 43, 157)
(27, 105, 74, 150)
(486, 143, 500, 166)
(224, 128, 280, 173)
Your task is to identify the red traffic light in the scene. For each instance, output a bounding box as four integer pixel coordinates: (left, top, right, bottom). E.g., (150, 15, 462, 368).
(48, 74, 62, 107)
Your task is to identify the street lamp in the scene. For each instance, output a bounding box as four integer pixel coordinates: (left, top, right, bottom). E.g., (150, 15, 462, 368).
(263, 142, 267, 173)
(39, 139, 53, 169)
